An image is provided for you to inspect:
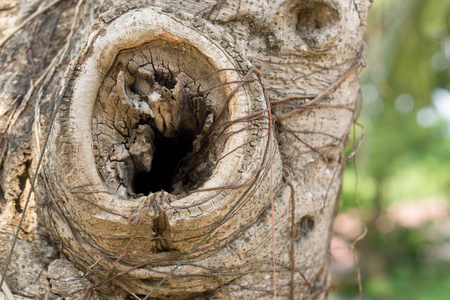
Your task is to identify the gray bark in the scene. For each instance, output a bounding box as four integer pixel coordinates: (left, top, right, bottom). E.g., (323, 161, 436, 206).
(0, 0, 370, 299)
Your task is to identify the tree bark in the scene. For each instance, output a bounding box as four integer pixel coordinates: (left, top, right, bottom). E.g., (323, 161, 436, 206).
(0, 0, 370, 299)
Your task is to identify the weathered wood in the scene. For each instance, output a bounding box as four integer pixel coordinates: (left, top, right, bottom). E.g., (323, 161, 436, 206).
(0, 0, 371, 299)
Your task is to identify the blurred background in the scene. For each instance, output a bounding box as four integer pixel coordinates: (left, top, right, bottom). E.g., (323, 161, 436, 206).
(330, 0, 450, 299)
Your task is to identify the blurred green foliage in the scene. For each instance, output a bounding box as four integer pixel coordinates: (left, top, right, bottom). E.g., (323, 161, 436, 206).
(334, 0, 450, 299)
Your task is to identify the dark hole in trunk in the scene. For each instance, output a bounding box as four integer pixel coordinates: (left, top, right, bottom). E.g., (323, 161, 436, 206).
(133, 131, 193, 195)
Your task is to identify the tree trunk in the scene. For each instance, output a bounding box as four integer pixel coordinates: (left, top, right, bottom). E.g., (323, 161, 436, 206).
(0, 0, 370, 299)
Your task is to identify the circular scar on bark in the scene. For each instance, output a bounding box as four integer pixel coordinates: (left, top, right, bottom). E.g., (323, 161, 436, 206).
(37, 7, 282, 297)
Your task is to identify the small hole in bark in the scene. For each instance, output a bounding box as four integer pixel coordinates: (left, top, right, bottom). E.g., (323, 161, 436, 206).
(295, 215, 315, 242)
(296, 2, 340, 48)
(133, 131, 194, 194)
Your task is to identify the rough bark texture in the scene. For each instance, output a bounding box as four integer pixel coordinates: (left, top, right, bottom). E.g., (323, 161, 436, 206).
(0, 0, 370, 299)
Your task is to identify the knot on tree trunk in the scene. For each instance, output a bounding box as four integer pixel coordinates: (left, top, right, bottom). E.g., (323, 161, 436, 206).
(36, 7, 282, 298)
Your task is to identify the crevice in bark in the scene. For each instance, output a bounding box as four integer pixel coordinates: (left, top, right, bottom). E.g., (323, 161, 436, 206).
(0, 184, 4, 213)
(14, 159, 30, 213)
